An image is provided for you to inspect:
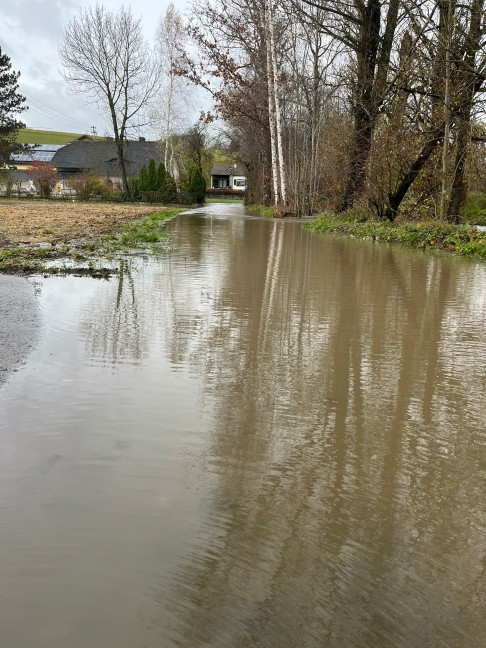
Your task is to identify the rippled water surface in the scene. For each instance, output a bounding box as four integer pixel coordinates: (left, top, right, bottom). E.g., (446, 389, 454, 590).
(0, 204, 485, 647)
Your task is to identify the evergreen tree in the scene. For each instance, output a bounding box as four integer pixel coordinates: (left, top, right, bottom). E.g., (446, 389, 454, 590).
(0, 46, 27, 162)
(187, 166, 206, 203)
(138, 165, 148, 192)
(162, 173, 178, 203)
(147, 158, 157, 191)
(156, 161, 166, 190)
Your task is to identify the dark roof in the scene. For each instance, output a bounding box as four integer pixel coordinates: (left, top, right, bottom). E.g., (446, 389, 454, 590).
(51, 140, 163, 176)
(11, 169, 30, 182)
(210, 163, 246, 176)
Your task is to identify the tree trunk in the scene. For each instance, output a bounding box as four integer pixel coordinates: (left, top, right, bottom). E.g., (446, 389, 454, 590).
(447, 0, 484, 223)
(268, 0, 287, 205)
(340, 0, 381, 210)
(265, 0, 280, 205)
(440, 0, 452, 220)
(383, 125, 445, 221)
(108, 93, 130, 197)
(115, 138, 130, 197)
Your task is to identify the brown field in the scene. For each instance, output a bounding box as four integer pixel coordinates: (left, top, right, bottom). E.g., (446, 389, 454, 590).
(0, 201, 170, 245)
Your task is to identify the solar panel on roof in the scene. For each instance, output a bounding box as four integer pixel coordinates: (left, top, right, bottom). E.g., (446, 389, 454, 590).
(10, 144, 64, 164)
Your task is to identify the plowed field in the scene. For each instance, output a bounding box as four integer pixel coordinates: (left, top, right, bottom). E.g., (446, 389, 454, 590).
(0, 201, 170, 244)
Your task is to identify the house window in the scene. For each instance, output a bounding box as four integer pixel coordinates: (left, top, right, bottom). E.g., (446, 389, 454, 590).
(234, 179, 245, 187)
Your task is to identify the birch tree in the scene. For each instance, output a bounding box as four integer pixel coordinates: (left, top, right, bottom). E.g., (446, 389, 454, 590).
(265, 0, 287, 205)
(156, 3, 191, 177)
(59, 4, 160, 196)
(178, 0, 275, 204)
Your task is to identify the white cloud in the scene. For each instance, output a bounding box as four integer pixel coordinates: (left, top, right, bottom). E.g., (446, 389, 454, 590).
(0, 0, 194, 137)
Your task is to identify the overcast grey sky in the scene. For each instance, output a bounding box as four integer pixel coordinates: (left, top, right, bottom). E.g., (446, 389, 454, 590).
(0, 0, 194, 137)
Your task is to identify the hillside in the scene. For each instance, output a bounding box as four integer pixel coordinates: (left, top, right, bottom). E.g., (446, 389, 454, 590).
(16, 128, 83, 145)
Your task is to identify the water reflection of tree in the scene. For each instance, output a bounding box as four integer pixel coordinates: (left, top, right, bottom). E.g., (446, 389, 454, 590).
(156, 217, 486, 647)
(80, 260, 145, 364)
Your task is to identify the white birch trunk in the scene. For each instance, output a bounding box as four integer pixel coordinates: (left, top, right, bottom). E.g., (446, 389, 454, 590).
(264, 1, 280, 205)
(268, 0, 287, 206)
(164, 73, 173, 169)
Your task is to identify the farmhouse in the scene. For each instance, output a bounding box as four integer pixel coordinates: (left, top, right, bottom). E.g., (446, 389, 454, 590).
(1, 136, 165, 196)
(0, 169, 36, 195)
(51, 139, 163, 189)
(210, 163, 246, 191)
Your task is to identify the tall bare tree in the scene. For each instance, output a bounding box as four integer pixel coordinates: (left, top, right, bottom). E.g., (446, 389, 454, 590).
(446, 0, 485, 221)
(156, 3, 193, 177)
(265, 0, 288, 205)
(59, 4, 160, 196)
(375, 0, 485, 221)
(293, 0, 402, 210)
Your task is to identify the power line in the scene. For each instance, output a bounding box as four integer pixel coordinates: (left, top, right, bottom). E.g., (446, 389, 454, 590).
(24, 91, 90, 125)
(22, 92, 95, 132)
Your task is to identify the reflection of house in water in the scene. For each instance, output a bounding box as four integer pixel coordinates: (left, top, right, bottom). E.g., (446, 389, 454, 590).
(210, 163, 246, 191)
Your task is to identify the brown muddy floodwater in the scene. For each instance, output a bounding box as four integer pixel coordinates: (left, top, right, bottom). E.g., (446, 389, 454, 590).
(0, 203, 485, 647)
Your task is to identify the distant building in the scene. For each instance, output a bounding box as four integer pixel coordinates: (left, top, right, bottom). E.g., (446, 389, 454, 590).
(210, 163, 246, 191)
(51, 139, 163, 190)
(0, 169, 36, 195)
(10, 144, 64, 169)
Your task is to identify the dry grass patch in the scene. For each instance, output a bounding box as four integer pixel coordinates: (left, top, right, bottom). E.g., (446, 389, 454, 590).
(0, 200, 173, 244)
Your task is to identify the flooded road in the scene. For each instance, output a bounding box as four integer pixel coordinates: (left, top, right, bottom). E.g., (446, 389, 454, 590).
(0, 203, 485, 647)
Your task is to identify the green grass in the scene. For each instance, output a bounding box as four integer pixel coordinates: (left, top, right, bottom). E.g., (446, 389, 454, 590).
(305, 213, 486, 260)
(246, 204, 277, 218)
(113, 209, 181, 247)
(16, 128, 83, 145)
(206, 198, 244, 204)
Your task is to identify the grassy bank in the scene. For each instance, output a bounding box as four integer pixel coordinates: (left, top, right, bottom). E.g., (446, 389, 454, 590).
(247, 204, 278, 218)
(0, 208, 183, 275)
(206, 198, 244, 204)
(305, 213, 486, 260)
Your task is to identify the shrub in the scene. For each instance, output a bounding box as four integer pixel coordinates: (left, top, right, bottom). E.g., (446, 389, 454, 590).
(186, 166, 206, 204)
(68, 171, 110, 200)
(147, 159, 157, 191)
(138, 165, 148, 192)
(461, 192, 486, 226)
(156, 162, 166, 190)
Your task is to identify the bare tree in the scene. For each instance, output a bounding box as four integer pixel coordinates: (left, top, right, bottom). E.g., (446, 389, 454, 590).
(375, 0, 486, 221)
(291, 0, 402, 210)
(265, 0, 288, 205)
(446, 0, 485, 222)
(156, 3, 193, 177)
(59, 3, 160, 196)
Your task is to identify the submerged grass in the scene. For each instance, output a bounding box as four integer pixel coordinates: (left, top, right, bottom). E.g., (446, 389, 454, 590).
(112, 209, 179, 247)
(0, 209, 183, 275)
(247, 204, 279, 218)
(305, 213, 486, 260)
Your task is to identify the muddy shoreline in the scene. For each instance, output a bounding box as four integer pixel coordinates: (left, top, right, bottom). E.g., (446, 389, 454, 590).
(0, 203, 185, 275)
